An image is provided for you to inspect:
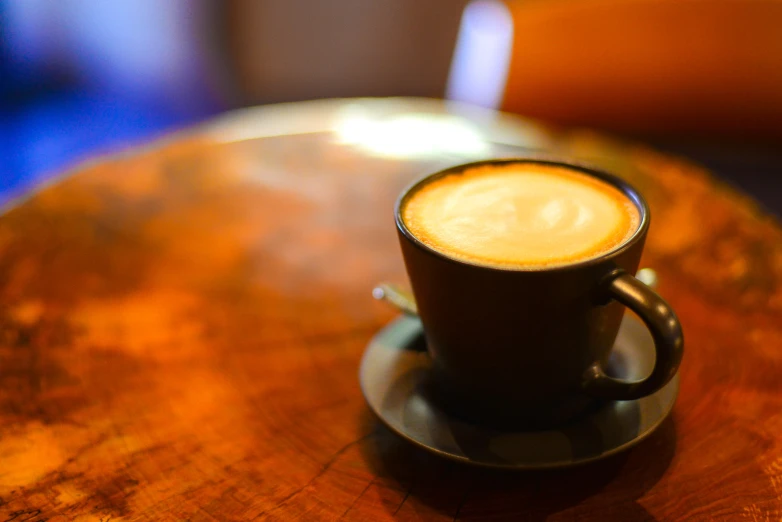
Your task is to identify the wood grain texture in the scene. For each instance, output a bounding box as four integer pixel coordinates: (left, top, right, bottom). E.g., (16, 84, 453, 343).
(0, 100, 780, 521)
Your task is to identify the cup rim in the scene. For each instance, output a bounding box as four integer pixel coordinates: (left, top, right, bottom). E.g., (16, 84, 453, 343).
(394, 156, 651, 273)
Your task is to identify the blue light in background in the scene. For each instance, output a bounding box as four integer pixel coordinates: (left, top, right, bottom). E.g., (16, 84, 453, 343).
(0, 0, 225, 206)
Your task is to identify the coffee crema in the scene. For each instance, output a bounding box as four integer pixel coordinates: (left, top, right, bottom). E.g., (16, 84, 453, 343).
(402, 163, 640, 268)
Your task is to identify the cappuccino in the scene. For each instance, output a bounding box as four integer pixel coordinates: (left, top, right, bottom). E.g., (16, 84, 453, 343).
(402, 163, 640, 268)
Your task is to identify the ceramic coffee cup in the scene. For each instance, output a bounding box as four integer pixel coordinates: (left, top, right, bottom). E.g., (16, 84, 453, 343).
(395, 158, 684, 427)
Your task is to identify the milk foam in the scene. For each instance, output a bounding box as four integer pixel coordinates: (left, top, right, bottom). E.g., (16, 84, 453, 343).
(402, 164, 640, 268)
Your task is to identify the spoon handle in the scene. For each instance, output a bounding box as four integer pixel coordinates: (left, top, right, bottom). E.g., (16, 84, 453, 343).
(372, 283, 418, 316)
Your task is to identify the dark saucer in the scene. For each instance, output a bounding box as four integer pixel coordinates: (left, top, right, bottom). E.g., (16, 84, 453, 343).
(359, 314, 679, 469)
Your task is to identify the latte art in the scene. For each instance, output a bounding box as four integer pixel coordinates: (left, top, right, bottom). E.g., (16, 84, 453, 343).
(402, 164, 640, 268)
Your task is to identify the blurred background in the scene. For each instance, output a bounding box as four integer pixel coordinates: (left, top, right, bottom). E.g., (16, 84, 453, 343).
(1, 0, 780, 213)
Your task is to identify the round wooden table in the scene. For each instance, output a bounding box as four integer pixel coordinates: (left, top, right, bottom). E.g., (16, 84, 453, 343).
(1, 98, 780, 521)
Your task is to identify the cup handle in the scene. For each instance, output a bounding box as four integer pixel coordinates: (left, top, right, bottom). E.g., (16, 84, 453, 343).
(582, 270, 684, 400)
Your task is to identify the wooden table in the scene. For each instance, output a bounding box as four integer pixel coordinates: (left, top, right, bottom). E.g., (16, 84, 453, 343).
(1, 98, 780, 521)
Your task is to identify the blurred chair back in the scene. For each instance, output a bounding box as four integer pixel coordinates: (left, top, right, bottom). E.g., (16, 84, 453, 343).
(498, 0, 782, 140)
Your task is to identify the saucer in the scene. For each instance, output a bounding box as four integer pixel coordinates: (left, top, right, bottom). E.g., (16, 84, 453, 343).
(359, 314, 679, 469)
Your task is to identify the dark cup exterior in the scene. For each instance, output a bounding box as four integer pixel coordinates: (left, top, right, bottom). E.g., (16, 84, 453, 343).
(396, 158, 649, 428)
